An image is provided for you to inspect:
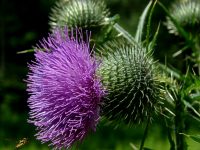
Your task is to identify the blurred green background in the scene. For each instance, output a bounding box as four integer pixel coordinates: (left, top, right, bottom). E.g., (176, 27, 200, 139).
(0, 0, 199, 149)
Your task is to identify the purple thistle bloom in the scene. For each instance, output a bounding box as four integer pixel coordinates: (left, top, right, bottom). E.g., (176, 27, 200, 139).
(26, 28, 104, 149)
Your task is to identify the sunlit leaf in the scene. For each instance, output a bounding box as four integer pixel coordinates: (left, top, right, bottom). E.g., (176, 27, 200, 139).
(180, 133, 200, 143)
(189, 135, 200, 143)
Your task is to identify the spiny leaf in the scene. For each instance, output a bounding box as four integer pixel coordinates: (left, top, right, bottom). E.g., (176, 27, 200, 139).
(185, 83, 200, 95)
(190, 135, 200, 143)
(146, 0, 158, 51)
(148, 23, 160, 51)
(135, 0, 153, 43)
(184, 100, 200, 119)
(180, 133, 200, 143)
(158, 63, 181, 79)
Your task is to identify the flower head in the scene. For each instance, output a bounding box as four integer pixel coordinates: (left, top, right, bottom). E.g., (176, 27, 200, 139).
(98, 40, 162, 125)
(26, 28, 104, 149)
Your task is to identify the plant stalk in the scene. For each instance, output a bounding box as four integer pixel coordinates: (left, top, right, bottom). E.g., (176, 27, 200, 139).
(139, 116, 150, 150)
(174, 94, 187, 150)
(168, 129, 176, 150)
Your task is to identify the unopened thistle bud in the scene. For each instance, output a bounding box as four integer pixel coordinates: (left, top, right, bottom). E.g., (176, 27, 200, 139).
(166, 0, 200, 36)
(98, 41, 162, 124)
(49, 0, 110, 31)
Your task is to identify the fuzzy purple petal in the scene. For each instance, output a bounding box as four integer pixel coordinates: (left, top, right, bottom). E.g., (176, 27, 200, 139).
(26, 28, 104, 149)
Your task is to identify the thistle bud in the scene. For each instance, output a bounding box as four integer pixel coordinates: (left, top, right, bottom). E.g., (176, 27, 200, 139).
(98, 41, 162, 124)
(49, 0, 110, 31)
(166, 0, 200, 36)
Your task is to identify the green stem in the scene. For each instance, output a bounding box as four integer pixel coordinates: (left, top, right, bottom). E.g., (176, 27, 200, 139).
(165, 119, 175, 150)
(175, 94, 187, 150)
(139, 116, 150, 150)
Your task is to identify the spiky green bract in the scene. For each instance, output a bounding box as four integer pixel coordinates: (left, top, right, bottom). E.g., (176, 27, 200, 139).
(166, 0, 200, 36)
(49, 0, 110, 30)
(98, 40, 162, 125)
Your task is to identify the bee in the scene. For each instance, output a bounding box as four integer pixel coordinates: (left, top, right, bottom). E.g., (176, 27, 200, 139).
(15, 138, 28, 149)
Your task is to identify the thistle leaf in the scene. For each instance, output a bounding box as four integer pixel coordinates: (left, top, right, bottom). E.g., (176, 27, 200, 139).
(148, 23, 160, 51)
(189, 135, 200, 143)
(135, 0, 152, 43)
(146, 0, 158, 50)
(181, 133, 200, 143)
(184, 100, 200, 119)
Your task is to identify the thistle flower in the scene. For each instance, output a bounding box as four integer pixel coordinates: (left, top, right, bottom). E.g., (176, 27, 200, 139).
(49, 0, 110, 30)
(166, 0, 200, 35)
(98, 41, 162, 124)
(26, 28, 104, 149)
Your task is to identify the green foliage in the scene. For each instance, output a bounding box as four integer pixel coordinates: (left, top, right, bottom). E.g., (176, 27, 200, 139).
(135, 0, 153, 43)
(181, 133, 200, 144)
(2, 0, 200, 149)
(189, 135, 200, 144)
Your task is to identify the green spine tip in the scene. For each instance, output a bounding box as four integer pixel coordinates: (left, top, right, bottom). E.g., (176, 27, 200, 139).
(98, 40, 163, 125)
